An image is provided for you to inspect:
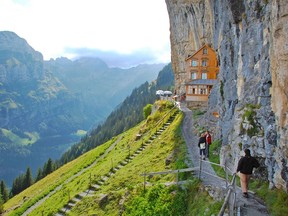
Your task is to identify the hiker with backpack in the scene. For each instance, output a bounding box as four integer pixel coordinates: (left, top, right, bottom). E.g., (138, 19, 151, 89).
(198, 133, 207, 160)
(205, 130, 212, 158)
(236, 149, 260, 198)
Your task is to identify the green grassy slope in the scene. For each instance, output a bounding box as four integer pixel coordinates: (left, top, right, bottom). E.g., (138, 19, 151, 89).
(3, 101, 221, 216)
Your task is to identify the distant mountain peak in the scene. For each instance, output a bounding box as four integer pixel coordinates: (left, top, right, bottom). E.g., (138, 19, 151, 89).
(0, 31, 43, 61)
(74, 57, 108, 69)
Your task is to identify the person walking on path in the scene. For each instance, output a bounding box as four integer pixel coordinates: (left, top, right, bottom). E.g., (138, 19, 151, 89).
(205, 130, 212, 158)
(181, 104, 269, 215)
(198, 133, 206, 160)
(236, 149, 260, 198)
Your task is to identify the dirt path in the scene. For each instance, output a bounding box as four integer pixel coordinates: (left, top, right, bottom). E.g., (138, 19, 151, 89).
(180, 104, 270, 216)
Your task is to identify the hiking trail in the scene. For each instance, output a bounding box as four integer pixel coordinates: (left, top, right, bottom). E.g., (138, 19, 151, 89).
(180, 103, 270, 216)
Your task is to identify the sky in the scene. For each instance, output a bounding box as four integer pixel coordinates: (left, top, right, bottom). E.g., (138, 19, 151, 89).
(0, 0, 171, 67)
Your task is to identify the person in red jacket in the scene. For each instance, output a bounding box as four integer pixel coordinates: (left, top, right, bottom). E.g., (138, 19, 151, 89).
(205, 130, 212, 158)
(236, 149, 260, 198)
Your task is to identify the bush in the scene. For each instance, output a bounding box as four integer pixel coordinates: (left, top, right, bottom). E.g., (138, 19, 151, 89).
(124, 184, 187, 216)
(143, 104, 153, 119)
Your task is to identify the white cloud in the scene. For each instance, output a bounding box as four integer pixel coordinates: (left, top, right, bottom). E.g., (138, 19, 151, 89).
(0, 0, 171, 65)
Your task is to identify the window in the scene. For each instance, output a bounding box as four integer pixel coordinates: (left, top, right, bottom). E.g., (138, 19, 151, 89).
(192, 87, 196, 94)
(199, 85, 207, 95)
(187, 86, 192, 94)
(191, 60, 198, 67)
(202, 59, 208, 67)
(201, 71, 207, 79)
(203, 48, 208, 55)
(191, 72, 197, 80)
(188, 86, 197, 94)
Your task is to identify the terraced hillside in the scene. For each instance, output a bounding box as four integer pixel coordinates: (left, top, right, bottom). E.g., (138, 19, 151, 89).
(4, 101, 198, 215)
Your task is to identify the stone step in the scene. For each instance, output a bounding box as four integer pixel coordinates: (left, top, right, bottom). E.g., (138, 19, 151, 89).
(67, 202, 77, 208)
(83, 189, 94, 196)
(64, 203, 74, 209)
(109, 171, 115, 176)
(102, 176, 108, 181)
(78, 192, 88, 198)
(116, 164, 123, 169)
(70, 197, 80, 203)
(97, 180, 104, 185)
(90, 184, 101, 191)
(124, 159, 130, 163)
(119, 161, 127, 166)
(59, 208, 69, 215)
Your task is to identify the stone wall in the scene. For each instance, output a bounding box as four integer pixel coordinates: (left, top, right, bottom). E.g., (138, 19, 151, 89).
(166, 0, 288, 191)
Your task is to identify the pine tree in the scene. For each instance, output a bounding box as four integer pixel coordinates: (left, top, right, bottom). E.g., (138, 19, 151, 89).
(35, 168, 43, 182)
(44, 158, 54, 175)
(24, 167, 33, 189)
(0, 195, 4, 214)
(11, 174, 24, 196)
(0, 180, 9, 202)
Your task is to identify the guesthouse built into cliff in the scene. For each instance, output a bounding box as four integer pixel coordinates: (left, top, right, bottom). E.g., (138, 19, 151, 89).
(185, 44, 219, 103)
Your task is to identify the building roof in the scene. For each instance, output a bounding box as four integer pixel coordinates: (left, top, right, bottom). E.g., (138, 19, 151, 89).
(185, 44, 210, 61)
(186, 79, 217, 85)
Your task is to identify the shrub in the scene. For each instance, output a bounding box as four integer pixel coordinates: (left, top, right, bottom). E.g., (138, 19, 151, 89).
(143, 104, 153, 119)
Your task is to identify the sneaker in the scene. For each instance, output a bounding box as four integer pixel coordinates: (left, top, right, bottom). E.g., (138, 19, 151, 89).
(243, 192, 249, 198)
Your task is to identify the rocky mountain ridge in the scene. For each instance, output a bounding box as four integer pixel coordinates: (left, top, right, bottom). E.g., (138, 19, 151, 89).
(166, 0, 288, 191)
(0, 31, 80, 136)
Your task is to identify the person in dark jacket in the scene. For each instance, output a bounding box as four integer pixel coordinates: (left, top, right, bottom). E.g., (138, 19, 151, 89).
(198, 133, 206, 160)
(236, 149, 260, 198)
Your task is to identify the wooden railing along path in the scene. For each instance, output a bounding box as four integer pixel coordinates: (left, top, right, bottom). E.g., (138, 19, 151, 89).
(141, 159, 237, 216)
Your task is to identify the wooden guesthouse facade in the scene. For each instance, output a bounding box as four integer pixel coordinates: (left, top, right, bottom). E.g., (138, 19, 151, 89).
(185, 44, 219, 102)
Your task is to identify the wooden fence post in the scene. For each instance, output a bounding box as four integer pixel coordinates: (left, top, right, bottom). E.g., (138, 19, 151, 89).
(228, 186, 232, 216)
(233, 175, 237, 215)
(198, 158, 202, 179)
(143, 171, 146, 193)
(225, 162, 228, 189)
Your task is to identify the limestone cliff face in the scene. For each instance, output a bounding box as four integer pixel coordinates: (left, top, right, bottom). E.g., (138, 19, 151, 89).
(166, 0, 288, 191)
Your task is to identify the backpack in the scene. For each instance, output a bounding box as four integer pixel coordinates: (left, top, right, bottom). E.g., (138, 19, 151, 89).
(200, 143, 206, 149)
